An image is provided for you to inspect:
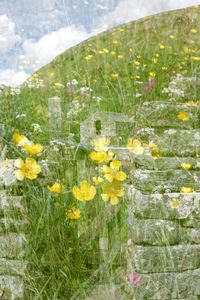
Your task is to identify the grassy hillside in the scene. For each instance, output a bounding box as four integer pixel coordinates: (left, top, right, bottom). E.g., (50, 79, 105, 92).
(1, 5, 200, 299)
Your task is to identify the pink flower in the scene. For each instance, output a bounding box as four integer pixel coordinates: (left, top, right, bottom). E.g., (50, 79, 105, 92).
(127, 272, 142, 287)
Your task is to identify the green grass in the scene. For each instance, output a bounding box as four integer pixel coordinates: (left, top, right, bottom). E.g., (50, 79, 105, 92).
(1, 5, 200, 299)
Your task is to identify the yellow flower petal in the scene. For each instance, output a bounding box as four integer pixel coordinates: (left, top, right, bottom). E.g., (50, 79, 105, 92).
(110, 197, 119, 205)
(101, 194, 109, 202)
(181, 163, 192, 171)
(110, 160, 121, 170)
(115, 171, 127, 181)
(14, 170, 25, 181)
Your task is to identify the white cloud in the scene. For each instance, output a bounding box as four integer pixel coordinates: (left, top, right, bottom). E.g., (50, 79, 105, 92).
(0, 14, 20, 53)
(0, 69, 29, 87)
(22, 25, 89, 68)
(97, 0, 200, 30)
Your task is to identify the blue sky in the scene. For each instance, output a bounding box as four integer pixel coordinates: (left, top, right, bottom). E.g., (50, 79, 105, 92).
(0, 0, 200, 86)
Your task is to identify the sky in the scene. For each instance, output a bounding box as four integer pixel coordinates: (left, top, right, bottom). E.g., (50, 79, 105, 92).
(0, 0, 200, 86)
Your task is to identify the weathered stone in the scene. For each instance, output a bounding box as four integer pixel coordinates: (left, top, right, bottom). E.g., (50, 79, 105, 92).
(137, 128, 200, 156)
(133, 244, 200, 273)
(85, 284, 127, 300)
(0, 258, 27, 276)
(127, 186, 200, 220)
(0, 275, 24, 299)
(137, 101, 200, 129)
(186, 228, 200, 243)
(117, 267, 200, 299)
(0, 233, 26, 258)
(0, 193, 23, 211)
(127, 218, 187, 245)
(182, 218, 200, 228)
(130, 169, 200, 193)
(0, 218, 26, 233)
(134, 156, 200, 170)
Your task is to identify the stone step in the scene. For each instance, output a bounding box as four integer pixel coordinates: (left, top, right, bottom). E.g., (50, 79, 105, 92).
(84, 284, 127, 300)
(0, 258, 27, 276)
(137, 128, 200, 156)
(116, 267, 200, 299)
(134, 156, 200, 170)
(127, 186, 200, 220)
(136, 101, 200, 129)
(0, 192, 23, 212)
(0, 233, 26, 259)
(0, 218, 26, 233)
(130, 169, 200, 193)
(132, 244, 200, 273)
(0, 275, 24, 299)
(127, 218, 196, 246)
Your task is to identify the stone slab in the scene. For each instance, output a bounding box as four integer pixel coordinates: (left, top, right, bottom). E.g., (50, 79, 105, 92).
(133, 244, 200, 273)
(0, 275, 24, 299)
(127, 186, 200, 220)
(0, 233, 26, 259)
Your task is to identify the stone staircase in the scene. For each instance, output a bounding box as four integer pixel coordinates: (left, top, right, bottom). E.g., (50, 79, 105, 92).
(0, 152, 27, 299)
(119, 100, 200, 299)
(84, 100, 200, 299)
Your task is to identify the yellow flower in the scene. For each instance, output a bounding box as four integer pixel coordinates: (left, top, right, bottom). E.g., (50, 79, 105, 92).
(185, 101, 198, 107)
(127, 139, 144, 155)
(89, 151, 115, 164)
(112, 73, 119, 79)
(48, 182, 64, 193)
(134, 61, 140, 66)
(101, 180, 124, 205)
(149, 72, 156, 78)
(85, 54, 93, 61)
(54, 82, 64, 88)
(191, 28, 197, 33)
(149, 143, 161, 159)
(159, 44, 165, 49)
(72, 180, 96, 201)
(91, 136, 110, 152)
(178, 111, 189, 121)
(112, 40, 119, 45)
(13, 133, 29, 146)
(170, 35, 175, 39)
(14, 158, 41, 181)
(181, 163, 192, 171)
(101, 160, 126, 182)
(92, 177, 103, 185)
(66, 206, 81, 220)
(171, 198, 180, 209)
(111, 51, 116, 56)
(191, 56, 200, 61)
(180, 187, 194, 194)
(23, 143, 43, 155)
(162, 66, 168, 71)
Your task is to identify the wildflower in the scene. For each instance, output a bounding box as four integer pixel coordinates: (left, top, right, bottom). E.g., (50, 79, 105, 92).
(101, 160, 126, 183)
(191, 28, 197, 33)
(91, 136, 110, 152)
(112, 40, 119, 45)
(134, 61, 140, 66)
(92, 177, 103, 185)
(72, 180, 96, 201)
(170, 35, 175, 39)
(103, 48, 109, 54)
(185, 101, 198, 107)
(14, 158, 41, 181)
(162, 66, 168, 71)
(101, 180, 124, 205)
(127, 272, 142, 287)
(13, 133, 29, 147)
(181, 163, 192, 171)
(171, 198, 180, 209)
(159, 44, 165, 49)
(89, 151, 115, 164)
(48, 182, 64, 193)
(180, 187, 194, 194)
(111, 73, 119, 79)
(111, 51, 116, 56)
(178, 111, 189, 121)
(85, 54, 93, 61)
(31, 123, 42, 133)
(191, 56, 200, 61)
(24, 143, 43, 156)
(149, 143, 161, 159)
(66, 206, 81, 220)
(127, 139, 144, 155)
(149, 72, 156, 78)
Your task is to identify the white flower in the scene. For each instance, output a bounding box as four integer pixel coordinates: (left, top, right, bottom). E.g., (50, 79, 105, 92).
(31, 123, 42, 133)
(66, 79, 78, 86)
